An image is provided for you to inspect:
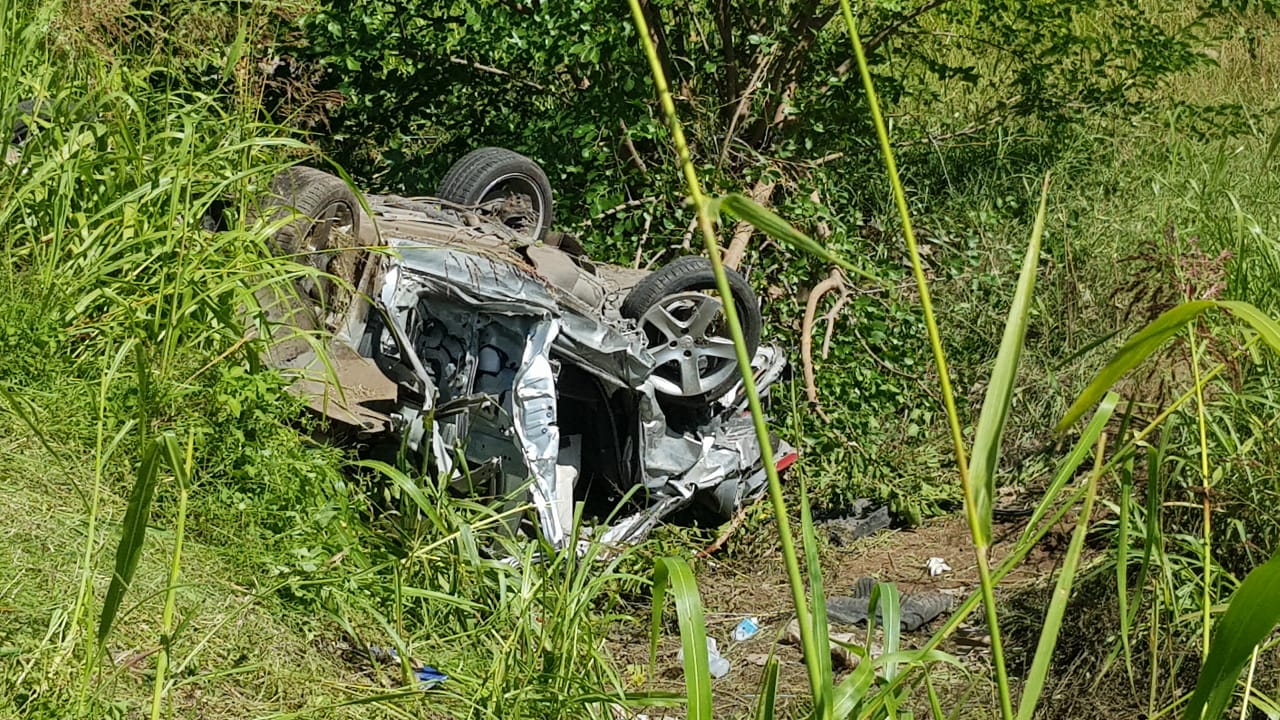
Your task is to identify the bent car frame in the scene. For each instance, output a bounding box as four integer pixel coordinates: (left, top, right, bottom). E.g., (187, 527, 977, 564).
(260, 148, 794, 547)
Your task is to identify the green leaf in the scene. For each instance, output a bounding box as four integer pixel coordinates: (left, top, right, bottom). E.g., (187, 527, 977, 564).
(223, 20, 248, 82)
(1055, 301, 1217, 433)
(1219, 300, 1280, 352)
(969, 176, 1049, 546)
(754, 656, 779, 720)
(1116, 445, 1136, 684)
(1020, 392, 1119, 544)
(1015, 434, 1103, 720)
(1056, 300, 1280, 433)
(715, 193, 882, 285)
(351, 459, 444, 529)
(1183, 549, 1280, 720)
(868, 582, 901, 681)
(1265, 121, 1280, 166)
(800, 485, 833, 720)
(650, 557, 712, 720)
(97, 438, 163, 647)
(158, 432, 191, 492)
(832, 652, 877, 719)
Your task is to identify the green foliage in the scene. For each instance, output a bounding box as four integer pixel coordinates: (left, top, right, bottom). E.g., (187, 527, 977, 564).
(968, 178, 1049, 547)
(1183, 547, 1280, 720)
(96, 432, 163, 651)
(647, 557, 711, 720)
(9, 0, 1280, 717)
(1057, 299, 1280, 432)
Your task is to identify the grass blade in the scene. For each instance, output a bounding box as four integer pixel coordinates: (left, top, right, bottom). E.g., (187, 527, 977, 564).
(97, 436, 163, 647)
(1183, 548, 1280, 720)
(832, 651, 878, 719)
(151, 432, 193, 720)
(1218, 300, 1280, 351)
(835, 3, 1013, 713)
(1132, 433, 1170, 629)
(625, 0, 825, 707)
(1055, 301, 1217, 432)
(649, 557, 712, 720)
(1020, 392, 1119, 544)
(799, 484, 833, 720)
(351, 459, 445, 530)
(754, 656, 779, 720)
(1015, 433, 1105, 720)
(1116, 445, 1136, 685)
(926, 673, 946, 720)
(1057, 300, 1280, 433)
(969, 174, 1050, 546)
(715, 193, 882, 285)
(869, 582, 901, 682)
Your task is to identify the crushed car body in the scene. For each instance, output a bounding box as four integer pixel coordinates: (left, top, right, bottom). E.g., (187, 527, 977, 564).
(260, 149, 794, 548)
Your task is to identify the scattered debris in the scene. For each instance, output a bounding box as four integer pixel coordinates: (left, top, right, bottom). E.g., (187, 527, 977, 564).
(825, 577, 952, 632)
(677, 637, 731, 678)
(926, 557, 952, 576)
(338, 643, 449, 690)
(732, 617, 761, 642)
(819, 500, 892, 546)
(412, 665, 448, 690)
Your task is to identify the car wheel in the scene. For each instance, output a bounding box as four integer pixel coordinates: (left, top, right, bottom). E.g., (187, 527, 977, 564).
(436, 147, 554, 242)
(11, 99, 40, 146)
(262, 166, 363, 309)
(621, 256, 762, 404)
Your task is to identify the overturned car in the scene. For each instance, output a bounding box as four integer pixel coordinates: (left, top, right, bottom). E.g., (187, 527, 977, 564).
(261, 148, 794, 547)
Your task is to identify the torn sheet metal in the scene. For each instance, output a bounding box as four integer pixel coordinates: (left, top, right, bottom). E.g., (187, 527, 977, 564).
(511, 318, 565, 547)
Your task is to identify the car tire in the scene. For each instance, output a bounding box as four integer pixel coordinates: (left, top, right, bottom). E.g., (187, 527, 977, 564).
(261, 166, 363, 309)
(436, 147, 554, 242)
(265, 166, 359, 254)
(621, 256, 762, 404)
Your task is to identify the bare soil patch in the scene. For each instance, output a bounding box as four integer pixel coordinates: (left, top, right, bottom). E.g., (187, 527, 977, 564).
(612, 511, 1078, 718)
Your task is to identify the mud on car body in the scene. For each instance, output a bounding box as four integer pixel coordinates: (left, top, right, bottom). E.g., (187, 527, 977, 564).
(257, 148, 796, 547)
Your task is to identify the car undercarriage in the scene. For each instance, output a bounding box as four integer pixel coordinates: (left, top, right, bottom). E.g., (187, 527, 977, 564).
(259, 149, 794, 547)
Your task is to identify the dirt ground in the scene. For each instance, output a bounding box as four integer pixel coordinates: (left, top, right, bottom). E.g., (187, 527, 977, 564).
(611, 510, 1078, 719)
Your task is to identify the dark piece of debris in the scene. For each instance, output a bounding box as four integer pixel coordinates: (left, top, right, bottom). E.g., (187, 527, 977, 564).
(825, 576, 952, 632)
(819, 499, 892, 546)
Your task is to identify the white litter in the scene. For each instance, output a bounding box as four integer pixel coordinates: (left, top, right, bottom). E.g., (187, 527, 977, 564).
(926, 557, 952, 576)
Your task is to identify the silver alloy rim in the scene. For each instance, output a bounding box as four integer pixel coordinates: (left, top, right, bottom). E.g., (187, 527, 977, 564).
(637, 291, 739, 397)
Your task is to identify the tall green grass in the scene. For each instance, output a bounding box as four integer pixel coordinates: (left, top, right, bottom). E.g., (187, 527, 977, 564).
(8, 0, 1280, 717)
(626, 2, 1280, 719)
(0, 1, 374, 714)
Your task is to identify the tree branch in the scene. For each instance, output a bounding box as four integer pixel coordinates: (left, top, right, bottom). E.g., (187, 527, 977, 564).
(801, 269, 846, 415)
(865, 0, 955, 54)
(714, 0, 740, 113)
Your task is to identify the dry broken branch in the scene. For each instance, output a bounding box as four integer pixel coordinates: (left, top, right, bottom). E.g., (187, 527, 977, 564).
(801, 268, 846, 417)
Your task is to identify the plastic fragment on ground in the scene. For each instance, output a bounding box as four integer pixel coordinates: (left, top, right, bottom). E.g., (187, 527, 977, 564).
(676, 636, 731, 678)
(732, 617, 760, 641)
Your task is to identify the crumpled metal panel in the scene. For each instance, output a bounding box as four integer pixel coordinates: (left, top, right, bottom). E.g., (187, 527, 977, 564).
(510, 318, 566, 547)
(376, 241, 782, 547)
(394, 243, 561, 318)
